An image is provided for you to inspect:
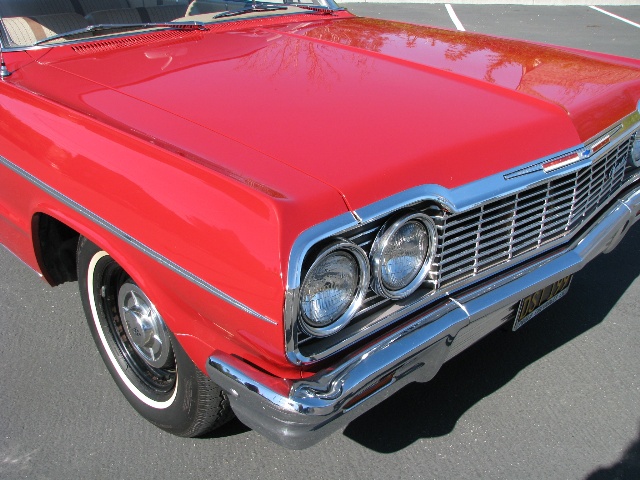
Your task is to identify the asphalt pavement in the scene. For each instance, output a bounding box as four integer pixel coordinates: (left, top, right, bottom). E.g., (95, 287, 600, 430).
(347, 4, 640, 58)
(1, 4, 640, 480)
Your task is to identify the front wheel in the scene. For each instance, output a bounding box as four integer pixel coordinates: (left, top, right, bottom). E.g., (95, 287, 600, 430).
(77, 237, 233, 437)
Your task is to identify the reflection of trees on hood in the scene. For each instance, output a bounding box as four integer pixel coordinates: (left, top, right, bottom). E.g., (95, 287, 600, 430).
(237, 33, 342, 85)
(299, 17, 640, 94)
(236, 26, 377, 86)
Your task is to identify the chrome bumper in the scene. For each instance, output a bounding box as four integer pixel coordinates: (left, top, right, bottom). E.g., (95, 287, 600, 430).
(206, 185, 640, 450)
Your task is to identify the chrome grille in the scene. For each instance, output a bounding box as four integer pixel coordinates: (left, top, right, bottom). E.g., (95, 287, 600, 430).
(437, 137, 632, 287)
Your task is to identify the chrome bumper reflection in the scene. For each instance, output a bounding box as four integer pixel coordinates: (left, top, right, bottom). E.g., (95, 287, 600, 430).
(207, 185, 640, 450)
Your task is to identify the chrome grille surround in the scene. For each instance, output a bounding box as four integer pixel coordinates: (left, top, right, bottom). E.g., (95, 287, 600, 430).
(285, 110, 640, 365)
(436, 135, 631, 287)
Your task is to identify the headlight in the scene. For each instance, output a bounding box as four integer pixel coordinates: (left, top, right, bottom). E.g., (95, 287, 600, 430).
(299, 240, 370, 337)
(370, 212, 437, 299)
(630, 132, 640, 167)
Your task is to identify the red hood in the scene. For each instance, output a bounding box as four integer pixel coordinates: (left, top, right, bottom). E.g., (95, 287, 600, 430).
(14, 15, 640, 210)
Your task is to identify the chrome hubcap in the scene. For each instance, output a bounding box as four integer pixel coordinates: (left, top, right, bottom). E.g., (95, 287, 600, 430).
(118, 283, 171, 368)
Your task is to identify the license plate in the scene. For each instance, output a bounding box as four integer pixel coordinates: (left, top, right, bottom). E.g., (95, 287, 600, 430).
(513, 275, 573, 331)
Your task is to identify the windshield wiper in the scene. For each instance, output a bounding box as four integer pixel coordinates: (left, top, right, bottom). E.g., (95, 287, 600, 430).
(290, 5, 343, 14)
(214, 3, 288, 19)
(33, 21, 207, 46)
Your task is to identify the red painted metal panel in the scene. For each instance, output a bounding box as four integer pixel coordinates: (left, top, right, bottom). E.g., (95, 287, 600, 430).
(0, 12, 638, 377)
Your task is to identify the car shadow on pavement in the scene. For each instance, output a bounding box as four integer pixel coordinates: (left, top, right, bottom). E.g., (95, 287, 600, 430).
(586, 423, 640, 480)
(342, 224, 640, 455)
(203, 417, 251, 439)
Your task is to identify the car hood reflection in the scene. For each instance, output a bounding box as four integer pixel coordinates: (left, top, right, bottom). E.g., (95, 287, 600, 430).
(29, 16, 640, 209)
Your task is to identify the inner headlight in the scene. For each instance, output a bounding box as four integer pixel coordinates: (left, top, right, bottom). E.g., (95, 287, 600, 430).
(370, 212, 437, 299)
(630, 132, 640, 167)
(299, 241, 370, 337)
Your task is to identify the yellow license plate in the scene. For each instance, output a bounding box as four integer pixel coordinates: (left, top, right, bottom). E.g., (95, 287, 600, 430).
(513, 275, 573, 331)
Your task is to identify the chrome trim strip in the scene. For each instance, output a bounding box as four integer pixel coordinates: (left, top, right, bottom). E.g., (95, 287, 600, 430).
(350, 209, 363, 224)
(285, 109, 640, 363)
(504, 123, 627, 180)
(286, 211, 359, 289)
(210, 182, 640, 449)
(0, 155, 277, 325)
(352, 111, 637, 228)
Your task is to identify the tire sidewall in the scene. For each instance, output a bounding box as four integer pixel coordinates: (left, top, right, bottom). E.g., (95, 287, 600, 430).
(77, 238, 202, 435)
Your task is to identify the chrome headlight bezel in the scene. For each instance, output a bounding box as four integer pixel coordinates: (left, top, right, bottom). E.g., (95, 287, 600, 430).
(369, 212, 437, 300)
(298, 240, 370, 338)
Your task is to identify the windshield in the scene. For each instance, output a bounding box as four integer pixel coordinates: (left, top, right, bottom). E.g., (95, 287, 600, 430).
(0, 0, 341, 49)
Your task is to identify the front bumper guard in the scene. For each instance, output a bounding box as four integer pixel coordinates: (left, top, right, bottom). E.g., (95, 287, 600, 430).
(207, 185, 640, 450)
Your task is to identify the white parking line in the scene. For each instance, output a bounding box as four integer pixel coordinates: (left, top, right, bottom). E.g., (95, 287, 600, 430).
(445, 4, 465, 32)
(589, 6, 640, 29)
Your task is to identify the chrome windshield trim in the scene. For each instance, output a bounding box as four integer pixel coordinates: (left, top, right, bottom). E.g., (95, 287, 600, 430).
(0, 155, 277, 325)
(285, 110, 640, 363)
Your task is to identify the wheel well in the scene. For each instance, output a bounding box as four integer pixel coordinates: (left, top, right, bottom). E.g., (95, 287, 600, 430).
(32, 213, 80, 286)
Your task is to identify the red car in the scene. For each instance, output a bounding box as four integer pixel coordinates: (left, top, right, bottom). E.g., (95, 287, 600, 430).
(0, 0, 639, 449)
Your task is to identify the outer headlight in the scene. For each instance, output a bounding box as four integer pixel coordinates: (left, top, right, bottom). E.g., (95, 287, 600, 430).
(299, 240, 370, 337)
(370, 212, 437, 300)
(630, 132, 640, 168)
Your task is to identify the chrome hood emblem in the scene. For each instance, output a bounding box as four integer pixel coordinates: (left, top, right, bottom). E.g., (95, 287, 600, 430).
(504, 124, 625, 180)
